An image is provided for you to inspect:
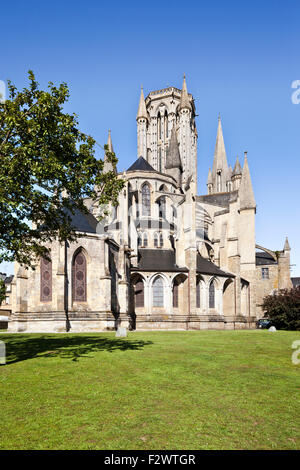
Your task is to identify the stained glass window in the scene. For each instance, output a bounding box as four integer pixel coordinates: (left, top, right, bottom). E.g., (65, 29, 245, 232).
(173, 278, 179, 308)
(153, 277, 164, 307)
(72, 251, 87, 302)
(142, 184, 151, 216)
(209, 281, 215, 309)
(40, 256, 52, 302)
(196, 280, 201, 308)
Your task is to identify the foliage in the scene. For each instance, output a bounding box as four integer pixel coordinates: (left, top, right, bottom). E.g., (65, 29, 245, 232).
(0, 278, 5, 304)
(262, 286, 300, 330)
(0, 71, 124, 266)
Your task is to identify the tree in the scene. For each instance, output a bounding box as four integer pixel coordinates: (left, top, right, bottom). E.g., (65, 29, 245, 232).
(0, 278, 5, 305)
(262, 286, 300, 331)
(0, 71, 124, 267)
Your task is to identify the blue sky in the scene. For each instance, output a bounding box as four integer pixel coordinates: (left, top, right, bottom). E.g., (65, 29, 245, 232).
(1, 0, 299, 276)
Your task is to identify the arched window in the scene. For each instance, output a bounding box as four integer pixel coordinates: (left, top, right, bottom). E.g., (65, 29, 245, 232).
(134, 278, 144, 308)
(196, 279, 201, 308)
(137, 233, 142, 247)
(40, 256, 52, 302)
(165, 110, 168, 138)
(158, 112, 161, 140)
(154, 233, 158, 247)
(159, 233, 163, 247)
(217, 171, 222, 192)
(173, 278, 179, 308)
(143, 232, 148, 247)
(158, 196, 166, 218)
(72, 250, 87, 302)
(153, 277, 164, 307)
(141, 183, 151, 216)
(209, 280, 215, 309)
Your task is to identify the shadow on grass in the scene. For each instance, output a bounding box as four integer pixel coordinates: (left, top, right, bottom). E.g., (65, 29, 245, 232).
(1, 334, 153, 364)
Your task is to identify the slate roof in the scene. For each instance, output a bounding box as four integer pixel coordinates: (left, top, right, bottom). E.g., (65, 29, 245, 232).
(63, 205, 99, 234)
(291, 277, 300, 288)
(196, 191, 238, 208)
(255, 251, 277, 266)
(127, 156, 156, 172)
(4, 275, 13, 284)
(197, 255, 235, 278)
(132, 249, 188, 272)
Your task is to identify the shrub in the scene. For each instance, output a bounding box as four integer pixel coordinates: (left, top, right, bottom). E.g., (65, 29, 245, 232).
(262, 286, 300, 330)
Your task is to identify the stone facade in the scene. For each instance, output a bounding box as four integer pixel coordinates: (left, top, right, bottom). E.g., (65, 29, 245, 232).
(8, 77, 292, 332)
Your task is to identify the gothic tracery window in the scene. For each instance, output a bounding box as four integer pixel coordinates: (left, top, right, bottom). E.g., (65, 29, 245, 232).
(153, 276, 164, 307)
(196, 279, 201, 309)
(142, 183, 151, 216)
(40, 256, 52, 302)
(173, 278, 179, 308)
(72, 250, 87, 302)
(209, 280, 215, 309)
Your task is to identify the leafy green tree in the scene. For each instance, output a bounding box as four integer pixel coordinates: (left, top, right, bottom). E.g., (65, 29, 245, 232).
(0, 278, 5, 305)
(0, 71, 123, 266)
(262, 286, 300, 330)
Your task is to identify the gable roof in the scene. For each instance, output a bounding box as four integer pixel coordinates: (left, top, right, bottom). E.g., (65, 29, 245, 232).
(132, 249, 188, 272)
(197, 255, 235, 277)
(127, 156, 156, 172)
(64, 204, 99, 234)
(255, 251, 278, 266)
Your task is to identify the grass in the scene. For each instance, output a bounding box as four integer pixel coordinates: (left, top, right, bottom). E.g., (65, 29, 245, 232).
(0, 330, 299, 450)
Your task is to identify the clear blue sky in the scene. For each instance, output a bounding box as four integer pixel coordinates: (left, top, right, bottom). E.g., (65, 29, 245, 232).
(1, 0, 299, 276)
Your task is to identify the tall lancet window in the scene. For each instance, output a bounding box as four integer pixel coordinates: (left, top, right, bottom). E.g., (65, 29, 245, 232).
(153, 276, 164, 307)
(158, 112, 161, 140)
(196, 279, 201, 309)
(165, 110, 168, 138)
(72, 250, 87, 302)
(158, 196, 166, 218)
(141, 183, 151, 216)
(209, 280, 215, 309)
(40, 256, 52, 302)
(217, 171, 222, 192)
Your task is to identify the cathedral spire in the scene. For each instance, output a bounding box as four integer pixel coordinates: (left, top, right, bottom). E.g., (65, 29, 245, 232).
(211, 115, 229, 192)
(239, 152, 256, 210)
(179, 74, 191, 111)
(136, 86, 148, 120)
(103, 130, 116, 173)
(232, 155, 242, 176)
(283, 237, 291, 252)
(106, 129, 114, 153)
(207, 167, 213, 184)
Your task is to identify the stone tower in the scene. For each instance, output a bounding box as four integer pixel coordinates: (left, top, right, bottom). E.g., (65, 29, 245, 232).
(136, 76, 198, 190)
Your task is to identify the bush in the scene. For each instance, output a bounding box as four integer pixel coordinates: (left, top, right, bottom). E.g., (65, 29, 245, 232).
(262, 286, 300, 330)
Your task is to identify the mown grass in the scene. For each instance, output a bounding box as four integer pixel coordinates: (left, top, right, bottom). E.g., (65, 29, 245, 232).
(0, 330, 299, 450)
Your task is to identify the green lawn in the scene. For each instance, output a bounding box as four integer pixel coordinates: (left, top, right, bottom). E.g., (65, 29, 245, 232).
(0, 330, 299, 450)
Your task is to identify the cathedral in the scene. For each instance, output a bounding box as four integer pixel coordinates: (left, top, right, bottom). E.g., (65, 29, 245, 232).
(7, 77, 292, 332)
